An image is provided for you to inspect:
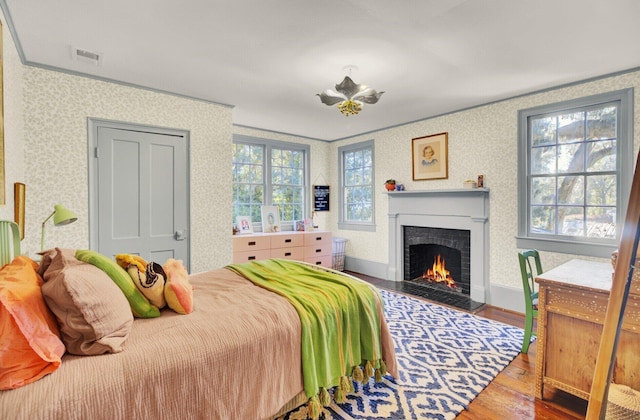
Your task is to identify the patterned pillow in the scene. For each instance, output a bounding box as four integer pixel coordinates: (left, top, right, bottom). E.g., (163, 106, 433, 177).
(0, 256, 65, 389)
(40, 248, 134, 355)
(75, 249, 160, 318)
(115, 254, 167, 309)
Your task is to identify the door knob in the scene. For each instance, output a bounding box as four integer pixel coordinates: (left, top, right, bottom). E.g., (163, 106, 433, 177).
(175, 229, 188, 241)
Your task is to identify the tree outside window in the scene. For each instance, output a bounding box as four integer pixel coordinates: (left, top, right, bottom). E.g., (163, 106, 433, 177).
(339, 140, 376, 231)
(517, 89, 633, 258)
(233, 136, 309, 229)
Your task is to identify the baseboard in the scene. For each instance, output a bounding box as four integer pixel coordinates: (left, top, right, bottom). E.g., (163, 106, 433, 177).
(489, 284, 525, 314)
(344, 256, 390, 281)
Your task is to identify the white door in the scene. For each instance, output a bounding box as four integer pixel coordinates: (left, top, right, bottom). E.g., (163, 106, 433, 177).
(90, 122, 189, 270)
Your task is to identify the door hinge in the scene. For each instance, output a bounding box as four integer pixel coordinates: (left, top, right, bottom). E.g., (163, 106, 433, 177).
(94, 147, 99, 158)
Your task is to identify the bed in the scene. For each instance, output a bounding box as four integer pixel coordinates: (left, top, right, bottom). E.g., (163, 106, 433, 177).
(0, 250, 397, 420)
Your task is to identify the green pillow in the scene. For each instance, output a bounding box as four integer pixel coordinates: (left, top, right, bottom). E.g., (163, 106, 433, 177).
(75, 249, 160, 318)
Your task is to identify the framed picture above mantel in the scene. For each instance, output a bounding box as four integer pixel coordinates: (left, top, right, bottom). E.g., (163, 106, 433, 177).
(412, 132, 448, 181)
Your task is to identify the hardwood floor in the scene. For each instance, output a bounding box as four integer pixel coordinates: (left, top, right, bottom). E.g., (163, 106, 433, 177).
(347, 271, 588, 419)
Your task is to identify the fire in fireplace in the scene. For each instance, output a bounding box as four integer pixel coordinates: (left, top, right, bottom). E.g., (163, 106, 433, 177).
(423, 254, 459, 290)
(389, 189, 488, 308)
(404, 226, 470, 296)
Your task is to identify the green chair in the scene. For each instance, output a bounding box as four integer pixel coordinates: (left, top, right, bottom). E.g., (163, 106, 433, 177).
(518, 249, 542, 353)
(0, 220, 21, 267)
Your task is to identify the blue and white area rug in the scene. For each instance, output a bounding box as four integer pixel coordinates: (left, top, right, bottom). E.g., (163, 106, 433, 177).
(281, 289, 525, 420)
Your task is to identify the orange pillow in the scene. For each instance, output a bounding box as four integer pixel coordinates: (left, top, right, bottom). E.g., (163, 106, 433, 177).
(0, 256, 65, 390)
(163, 258, 193, 314)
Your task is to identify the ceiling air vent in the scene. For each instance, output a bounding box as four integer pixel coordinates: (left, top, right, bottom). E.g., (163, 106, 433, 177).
(71, 46, 102, 66)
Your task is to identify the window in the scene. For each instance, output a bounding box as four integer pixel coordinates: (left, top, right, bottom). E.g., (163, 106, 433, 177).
(232, 135, 309, 229)
(517, 89, 634, 257)
(338, 140, 375, 231)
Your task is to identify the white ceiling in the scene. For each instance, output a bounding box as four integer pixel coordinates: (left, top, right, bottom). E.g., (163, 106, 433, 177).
(4, 0, 640, 141)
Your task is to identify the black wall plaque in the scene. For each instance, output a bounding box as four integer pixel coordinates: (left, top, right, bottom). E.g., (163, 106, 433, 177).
(314, 185, 330, 211)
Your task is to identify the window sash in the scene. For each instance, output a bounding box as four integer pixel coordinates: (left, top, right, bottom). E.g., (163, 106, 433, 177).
(517, 89, 634, 258)
(527, 104, 618, 241)
(338, 140, 375, 231)
(232, 136, 309, 228)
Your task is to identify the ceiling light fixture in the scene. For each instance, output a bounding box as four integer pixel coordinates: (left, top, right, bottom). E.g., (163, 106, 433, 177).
(317, 66, 384, 117)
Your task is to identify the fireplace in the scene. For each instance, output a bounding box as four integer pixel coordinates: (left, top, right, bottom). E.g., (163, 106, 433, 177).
(404, 226, 470, 295)
(387, 189, 489, 304)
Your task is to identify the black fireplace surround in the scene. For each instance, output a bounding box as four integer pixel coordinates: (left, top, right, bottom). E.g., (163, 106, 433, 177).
(403, 226, 471, 295)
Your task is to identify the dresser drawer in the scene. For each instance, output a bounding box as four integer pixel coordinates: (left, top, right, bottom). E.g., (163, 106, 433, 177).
(232, 235, 271, 253)
(232, 249, 272, 263)
(270, 233, 303, 249)
(304, 255, 332, 267)
(303, 231, 331, 246)
(544, 284, 610, 324)
(270, 247, 304, 260)
(232, 232, 330, 264)
(622, 294, 640, 331)
(303, 243, 331, 258)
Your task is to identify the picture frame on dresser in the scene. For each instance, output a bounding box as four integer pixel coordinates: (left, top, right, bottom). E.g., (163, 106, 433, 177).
(261, 206, 281, 233)
(303, 218, 314, 232)
(236, 216, 253, 234)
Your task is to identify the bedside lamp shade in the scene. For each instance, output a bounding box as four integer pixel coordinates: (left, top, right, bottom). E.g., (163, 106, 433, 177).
(41, 204, 78, 251)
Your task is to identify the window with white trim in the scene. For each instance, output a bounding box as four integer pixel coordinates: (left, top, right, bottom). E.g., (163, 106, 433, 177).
(232, 136, 309, 229)
(338, 140, 375, 231)
(517, 89, 634, 257)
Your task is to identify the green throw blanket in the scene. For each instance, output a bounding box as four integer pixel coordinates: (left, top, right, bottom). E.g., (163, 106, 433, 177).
(226, 259, 387, 417)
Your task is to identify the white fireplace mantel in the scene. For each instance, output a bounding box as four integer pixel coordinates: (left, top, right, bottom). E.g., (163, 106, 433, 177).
(387, 188, 490, 303)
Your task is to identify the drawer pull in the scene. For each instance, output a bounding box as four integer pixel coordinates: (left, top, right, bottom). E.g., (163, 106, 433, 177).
(248, 256, 256, 260)
(315, 261, 321, 265)
(285, 239, 292, 243)
(248, 241, 256, 246)
(315, 237, 322, 241)
(285, 252, 291, 256)
(316, 249, 321, 253)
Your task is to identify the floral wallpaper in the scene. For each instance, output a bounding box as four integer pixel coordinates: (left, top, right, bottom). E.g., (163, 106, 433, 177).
(330, 70, 640, 295)
(0, 12, 25, 222)
(21, 68, 233, 273)
(4, 6, 640, 307)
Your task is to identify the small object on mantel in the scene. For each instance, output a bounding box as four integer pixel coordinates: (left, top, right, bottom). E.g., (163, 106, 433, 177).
(384, 179, 396, 191)
(463, 180, 477, 189)
(477, 175, 484, 188)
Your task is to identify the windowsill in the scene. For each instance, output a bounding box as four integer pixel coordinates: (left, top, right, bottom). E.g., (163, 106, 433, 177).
(338, 222, 376, 232)
(515, 236, 617, 259)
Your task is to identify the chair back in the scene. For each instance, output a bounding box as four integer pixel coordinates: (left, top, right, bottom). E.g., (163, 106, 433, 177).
(518, 249, 543, 307)
(0, 220, 21, 267)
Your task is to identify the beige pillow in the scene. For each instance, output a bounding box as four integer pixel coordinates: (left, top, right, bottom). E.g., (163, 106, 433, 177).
(40, 248, 134, 355)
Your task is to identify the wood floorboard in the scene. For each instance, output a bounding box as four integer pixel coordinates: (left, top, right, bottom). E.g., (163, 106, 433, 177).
(346, 270, 588, 419)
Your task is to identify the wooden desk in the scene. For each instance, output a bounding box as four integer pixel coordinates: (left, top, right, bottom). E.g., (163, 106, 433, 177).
(535, 259, 640, 400)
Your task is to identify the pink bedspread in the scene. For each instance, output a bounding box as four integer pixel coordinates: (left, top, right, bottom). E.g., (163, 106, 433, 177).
(0, 266, 396, 419)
